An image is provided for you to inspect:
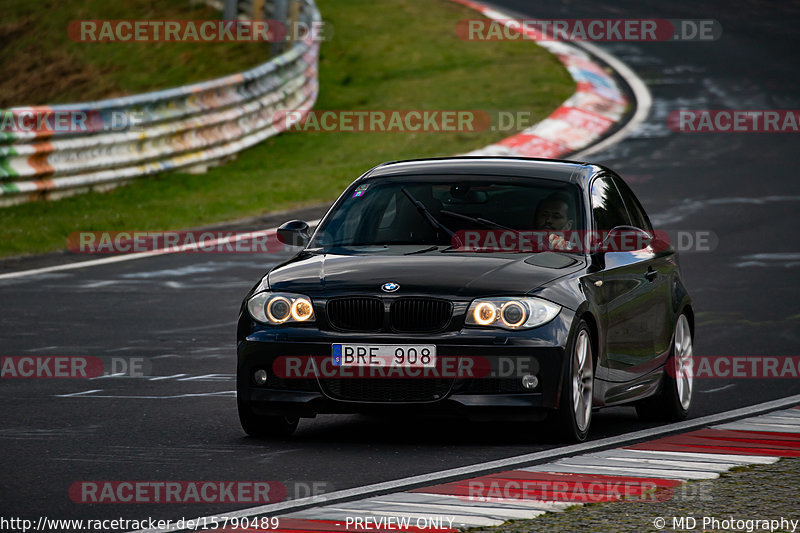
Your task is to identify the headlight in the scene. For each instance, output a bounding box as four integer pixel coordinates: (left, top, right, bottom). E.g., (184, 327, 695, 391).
(465, 297, 560, 330)
(247, 292, 315, 325)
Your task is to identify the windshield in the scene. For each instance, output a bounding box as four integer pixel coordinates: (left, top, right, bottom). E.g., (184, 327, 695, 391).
(309, 176, 585, 253)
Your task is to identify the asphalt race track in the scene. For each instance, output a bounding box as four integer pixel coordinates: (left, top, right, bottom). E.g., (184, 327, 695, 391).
(1, 0, 799, 528)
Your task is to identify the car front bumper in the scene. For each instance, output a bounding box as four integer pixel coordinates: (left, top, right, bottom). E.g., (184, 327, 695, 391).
(237, 310, 575, 420)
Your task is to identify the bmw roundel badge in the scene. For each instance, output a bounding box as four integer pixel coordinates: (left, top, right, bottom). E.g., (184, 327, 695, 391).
(381, 282, 400, 292)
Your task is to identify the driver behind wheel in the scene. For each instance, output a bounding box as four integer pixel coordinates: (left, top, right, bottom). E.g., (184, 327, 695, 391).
(534, 192, 574, 250)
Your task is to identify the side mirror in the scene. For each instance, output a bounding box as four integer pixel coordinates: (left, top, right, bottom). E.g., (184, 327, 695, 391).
(276, 220, 311, 247)
(599, 225, 652, 252)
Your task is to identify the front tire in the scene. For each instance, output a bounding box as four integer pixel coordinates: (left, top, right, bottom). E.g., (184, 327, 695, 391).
(551, 321, 594, 442)
(636, 313, 693, 421)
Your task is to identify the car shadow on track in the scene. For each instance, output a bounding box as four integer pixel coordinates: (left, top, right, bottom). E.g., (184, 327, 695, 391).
(233, 407, 664, 447)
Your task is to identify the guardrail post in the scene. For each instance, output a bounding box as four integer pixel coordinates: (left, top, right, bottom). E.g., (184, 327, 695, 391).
(270, 0, 288, 57)
(289, 0, 301, 45)
(222, 0, 238, 20)
(253, 0, 265, 19)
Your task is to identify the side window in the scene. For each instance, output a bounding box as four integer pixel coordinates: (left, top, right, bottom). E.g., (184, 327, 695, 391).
(591, 177, 630, 230)
(614, 178, 653, 232)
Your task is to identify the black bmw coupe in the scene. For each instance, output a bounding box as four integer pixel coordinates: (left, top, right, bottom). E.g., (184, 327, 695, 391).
(236, 157, 694, 441)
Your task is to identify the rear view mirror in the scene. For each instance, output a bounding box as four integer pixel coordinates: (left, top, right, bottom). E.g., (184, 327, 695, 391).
(600, 225, 652, 252)
(276, 220, 311, 247)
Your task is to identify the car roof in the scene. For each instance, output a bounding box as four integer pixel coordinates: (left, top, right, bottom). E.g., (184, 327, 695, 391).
(363, 156, 601, 185)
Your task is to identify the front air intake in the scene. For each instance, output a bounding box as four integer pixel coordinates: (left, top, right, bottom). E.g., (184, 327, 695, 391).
(326, 297, 384, 332)
(390, 298, 452, 332)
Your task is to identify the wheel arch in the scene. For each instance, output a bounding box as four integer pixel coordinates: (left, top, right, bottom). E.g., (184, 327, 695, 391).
(579, 310, 600, 366)
(681, 303, 695, 339)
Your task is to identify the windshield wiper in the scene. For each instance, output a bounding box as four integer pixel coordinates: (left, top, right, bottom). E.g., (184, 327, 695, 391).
(400, 187, 462, 247)
(404, 245, 439, 255)
(439, 209, 515, 231)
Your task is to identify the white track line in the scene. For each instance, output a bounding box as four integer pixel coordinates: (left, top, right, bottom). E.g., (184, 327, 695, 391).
(55, 391, 235, 399)
(748, 415, 800, 424)
(366, 492, 572, 511)
(522, 463, 719, 481)
(320, 500, 543, 520)
(569, 39, 653, 159)
(715, 421, 800, 433)
(620, 449, 779, 465)
(552, 456, 735, 472)
(0, 219, 321, 281)
(130, 394, 800, 533)
(588, 450, 752, 465)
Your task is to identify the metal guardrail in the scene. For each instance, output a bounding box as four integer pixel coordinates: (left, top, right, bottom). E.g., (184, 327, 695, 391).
(0, 0, 320, 206)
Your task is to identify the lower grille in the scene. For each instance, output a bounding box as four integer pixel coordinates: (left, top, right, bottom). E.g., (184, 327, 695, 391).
(321, 378, 453, 402)
(327, 297, 383, 331)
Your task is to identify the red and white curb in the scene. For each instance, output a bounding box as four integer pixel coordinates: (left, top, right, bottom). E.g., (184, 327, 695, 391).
(450, 0, 649, 160)
(128, 397, 800, 533)
(268, 407, 799, 531)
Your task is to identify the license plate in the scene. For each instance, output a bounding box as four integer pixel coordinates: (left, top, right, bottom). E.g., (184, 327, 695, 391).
(332, 344, 436, 368)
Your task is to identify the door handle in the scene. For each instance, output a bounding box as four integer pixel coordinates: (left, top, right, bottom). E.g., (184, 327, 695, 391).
(645, 268, 658, 282)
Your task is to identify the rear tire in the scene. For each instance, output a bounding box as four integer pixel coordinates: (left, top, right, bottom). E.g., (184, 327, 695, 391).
(636, 313, 693, 421)
(550, 320, 594, 442)
(237, 398, 298, 438)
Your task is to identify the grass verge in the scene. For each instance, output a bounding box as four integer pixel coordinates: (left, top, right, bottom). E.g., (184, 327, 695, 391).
(1, 0, 574, 258)
(0, 0, 273, 107)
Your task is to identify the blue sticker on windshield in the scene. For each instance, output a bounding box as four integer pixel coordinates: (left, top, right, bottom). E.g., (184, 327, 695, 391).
(352, 183, 370, 198)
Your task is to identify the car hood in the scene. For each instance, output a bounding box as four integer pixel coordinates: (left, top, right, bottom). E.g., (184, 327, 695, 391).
(266, 251, 585, 299)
